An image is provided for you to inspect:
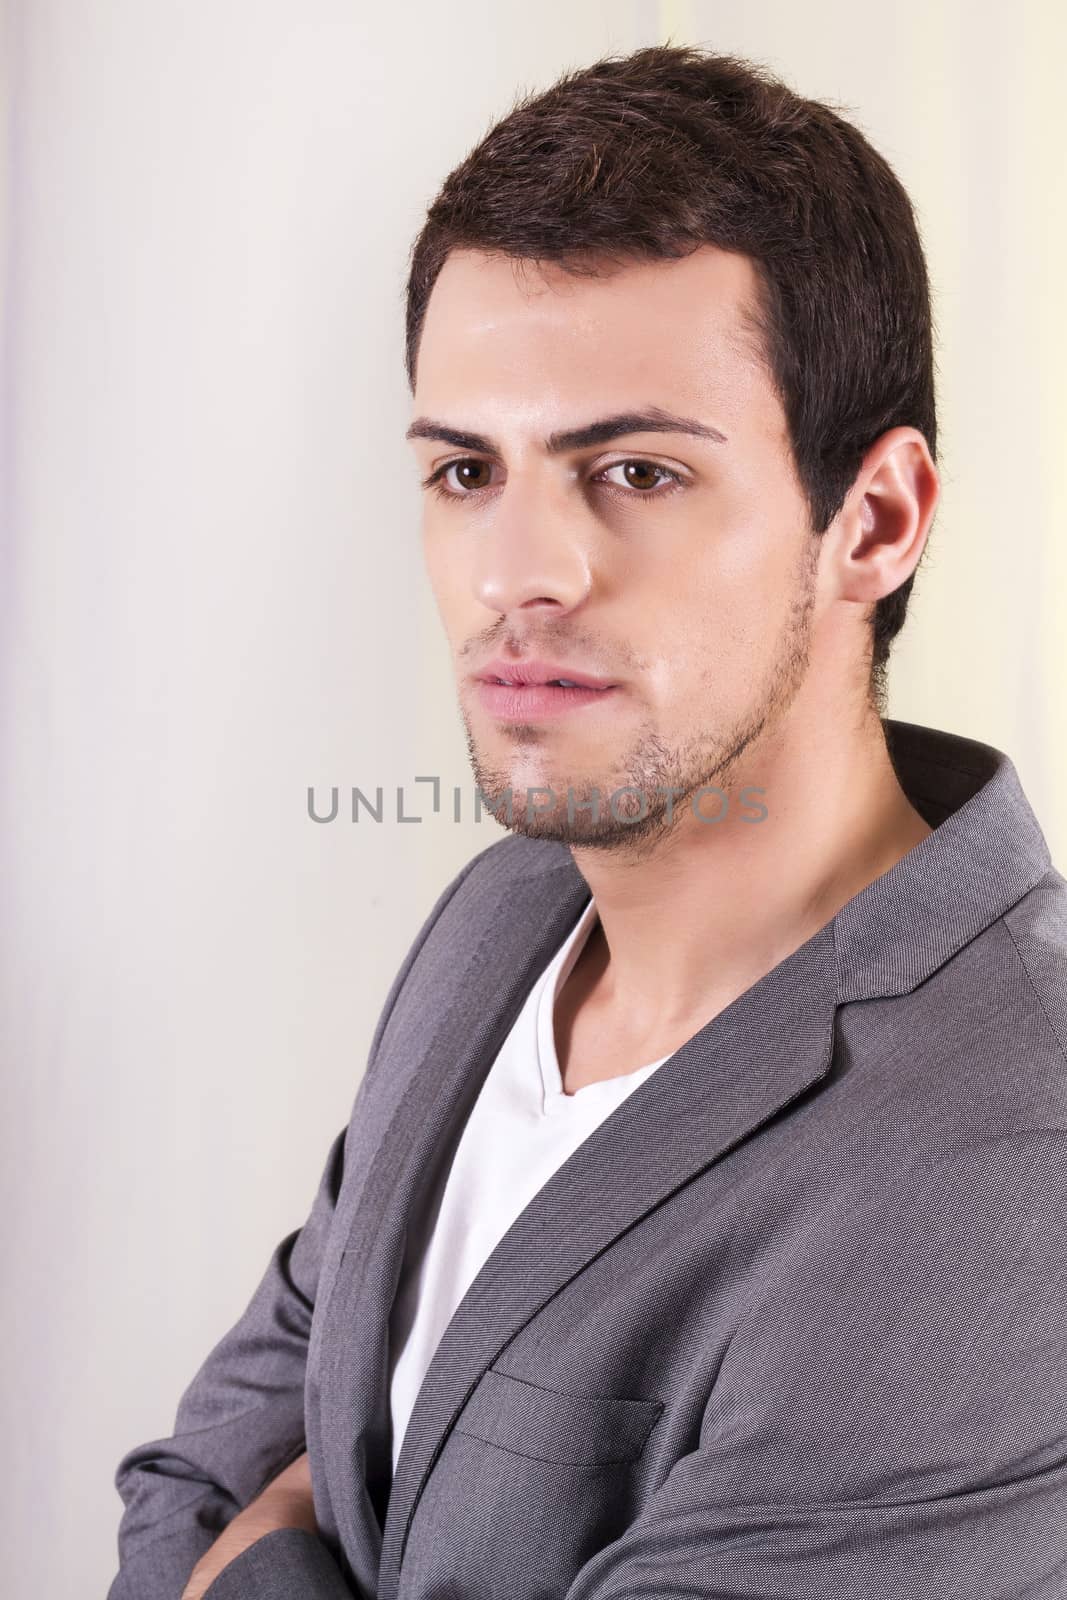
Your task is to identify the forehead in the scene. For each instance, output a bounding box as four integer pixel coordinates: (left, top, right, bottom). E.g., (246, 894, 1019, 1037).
(413, 245, 777, 435)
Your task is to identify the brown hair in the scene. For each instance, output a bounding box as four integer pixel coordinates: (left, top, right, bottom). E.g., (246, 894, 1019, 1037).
(404, 43, 938, 707)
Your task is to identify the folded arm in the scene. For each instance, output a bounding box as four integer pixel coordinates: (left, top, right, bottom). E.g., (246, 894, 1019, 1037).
(107, 1127, 354, 1600)
(179, 1452, 316, 1600)
(107, 855, 485, 1600)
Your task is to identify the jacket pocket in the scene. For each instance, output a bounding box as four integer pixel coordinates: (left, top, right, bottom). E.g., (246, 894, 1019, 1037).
(453, 1365, 663, 1467)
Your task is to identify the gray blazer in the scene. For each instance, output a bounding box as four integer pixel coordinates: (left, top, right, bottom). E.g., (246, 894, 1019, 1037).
(108, 718, 1067, 1599)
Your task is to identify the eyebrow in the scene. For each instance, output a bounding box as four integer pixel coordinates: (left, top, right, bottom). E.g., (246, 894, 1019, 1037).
(404, 406, 728, 455)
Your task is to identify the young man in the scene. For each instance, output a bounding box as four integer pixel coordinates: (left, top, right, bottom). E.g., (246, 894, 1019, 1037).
(110, 44, 1067, 1600)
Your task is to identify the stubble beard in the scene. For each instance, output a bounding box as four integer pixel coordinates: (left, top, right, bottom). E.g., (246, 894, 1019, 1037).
(462, 544, 820, 862)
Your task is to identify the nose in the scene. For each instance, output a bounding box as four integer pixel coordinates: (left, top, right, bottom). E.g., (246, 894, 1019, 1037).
(469, 472, 593, 619)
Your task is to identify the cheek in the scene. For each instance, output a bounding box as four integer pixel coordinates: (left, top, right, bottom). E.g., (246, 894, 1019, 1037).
(629, 524, 797, 701)
(684, 491, 803, 631)
(639, 511, 781, 640)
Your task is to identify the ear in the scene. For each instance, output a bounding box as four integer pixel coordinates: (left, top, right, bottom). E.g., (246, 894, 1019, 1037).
(828, 426, 939, 605)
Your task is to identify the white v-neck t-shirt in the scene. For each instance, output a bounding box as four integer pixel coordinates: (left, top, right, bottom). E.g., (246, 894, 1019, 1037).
(387, 893, 673, 1474)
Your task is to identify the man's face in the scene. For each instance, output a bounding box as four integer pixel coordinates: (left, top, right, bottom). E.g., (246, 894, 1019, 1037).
(408, 245, 825, 854)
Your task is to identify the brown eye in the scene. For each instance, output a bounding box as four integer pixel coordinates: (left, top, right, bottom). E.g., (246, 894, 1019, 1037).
(445, 460, 494, 493)
(620, 461, 661, 491)
(597, 459, 686, 497)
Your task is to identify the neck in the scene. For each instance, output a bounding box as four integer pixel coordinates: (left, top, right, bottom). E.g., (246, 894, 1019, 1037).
(567, 705, 932, 1037)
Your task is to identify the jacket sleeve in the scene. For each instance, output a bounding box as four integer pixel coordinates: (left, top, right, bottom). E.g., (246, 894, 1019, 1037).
(106, 1125, 349, 1600)
(561, 1130, 1067, 1600)
(107, 849, 488, 1600)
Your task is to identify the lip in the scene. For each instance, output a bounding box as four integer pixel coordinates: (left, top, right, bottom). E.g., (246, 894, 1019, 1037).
(473, 657, 618, 691)
(474, 680, 619, 720)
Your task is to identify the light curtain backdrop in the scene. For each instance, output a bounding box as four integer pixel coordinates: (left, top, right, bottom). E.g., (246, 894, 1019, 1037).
(2, 0, 1064, 1590)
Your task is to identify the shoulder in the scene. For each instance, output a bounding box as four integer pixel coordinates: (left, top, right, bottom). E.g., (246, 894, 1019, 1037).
(422, 832, 581, 927)
(1003, 866, 1067, 1068)
(361, 832, 578, 1073)
(831, 866, 1067, 1151)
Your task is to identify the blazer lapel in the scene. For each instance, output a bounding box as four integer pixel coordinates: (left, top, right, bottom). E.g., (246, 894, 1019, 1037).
(364, 852, 842, 1600)
(315, 853, 593, 1579)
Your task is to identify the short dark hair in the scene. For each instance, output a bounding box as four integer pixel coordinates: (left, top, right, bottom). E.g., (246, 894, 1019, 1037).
(404, 44, 938, 706)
